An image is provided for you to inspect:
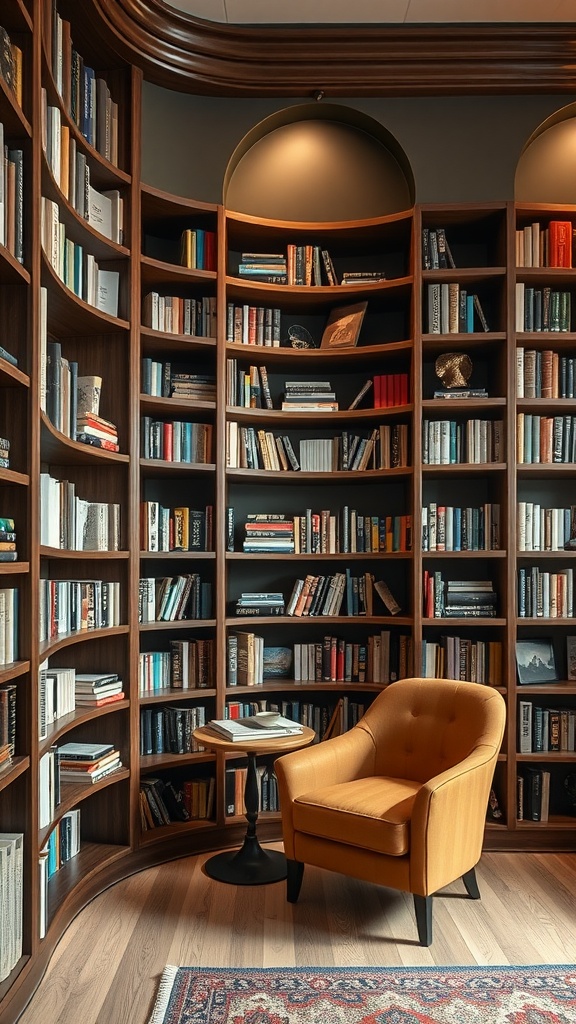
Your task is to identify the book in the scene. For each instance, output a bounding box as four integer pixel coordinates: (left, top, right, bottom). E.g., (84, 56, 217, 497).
(206, 715, 303, 742)
(320, 302, 367, 349)
(348, 379, 373, 410)
(56, 741, 114, 761)
(373, 579, 401, 615)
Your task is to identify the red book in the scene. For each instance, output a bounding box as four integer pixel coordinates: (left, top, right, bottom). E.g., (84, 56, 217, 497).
(74, 692, 125, 707)
(163, 421, 173, 461)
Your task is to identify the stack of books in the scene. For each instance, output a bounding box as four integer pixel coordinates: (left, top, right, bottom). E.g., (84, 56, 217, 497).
(282, 380, 338, 412)
(242, 514, 294, 553)
(207, 713, 303, 742)
(74, 672, 124, 708)
(57, 742, 122, 784)
(340, 270, 386, 285)
(76, 410, 119, 452)
(237, 252, 287, 284)
(235, 591, 285, 616)
(0, 516, 16, 562)
(444, 579, 498, 618)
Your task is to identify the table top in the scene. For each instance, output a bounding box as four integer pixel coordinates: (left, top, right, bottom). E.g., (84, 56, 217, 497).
(193, 724, 316, 757)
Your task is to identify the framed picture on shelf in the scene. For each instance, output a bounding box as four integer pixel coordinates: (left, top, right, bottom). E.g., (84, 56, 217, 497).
(566, 636, 576, 681)
(515, 638, 558, 685)
(320, 301, 367, 349)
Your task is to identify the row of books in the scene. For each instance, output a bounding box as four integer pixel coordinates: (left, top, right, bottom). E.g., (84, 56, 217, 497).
(0, 514, 16, 562)
(516, 348, 576, 399)
(139, 639, 215, 694)
(43, 341, 121, 451)
(0, 135, 23, 263)
(517, 769, 550, 823)
(516, 413, 576, 464)
(141, 360, 216, 401)
(226, 360, 273, 408)
(41, 809, 81, 882)
(226, 631, 264, 686)
(140, 776, 215, 828)
(423, 573, 498, 619)
(422, 418, 504, 465)
(142, 292, 217, 337)
(41, 198, 120, 316)
(0, 832, 23, 982)
(293, 632, 412, 685)
(517, 566, 574, 619)
(515, 284, 571, 333)
(39, 579, 120, 643)
(421, 227, 454, 270)
(515, 220, 573, 269)
(0, 682, 16, 769)
(0, 435, 10, 471)
(286, 572, 400, 619)
(140, 417, 213, 463)
(140, 502, 213, 553)
(180, 227, 217, 271)
(427, 284, 489, 334)
(226, 304, 282, 346)
(225, 765, 279, 815)
(237, 510, 412, 555)
(0, 589, 18, 665)
(40, 474, 121, 551)
(48, 8, 119, 164)
(421, 637, 503, 686)
(518, 702, 575, 753)
(422, 502, 501, 552)
(138, 575, 213, 624)
(39, 666, 124, 739)
(517, 503, 576, 552)
(42, 94, 123, 243)
(140, 704, 207, 755)
(226, 422, 409, 472)
(0, 24, 22, 107)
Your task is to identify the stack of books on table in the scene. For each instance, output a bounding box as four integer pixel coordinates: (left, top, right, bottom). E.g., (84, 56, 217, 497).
(74, 672, 125, 708)
(235, 591, 285, 616)
(242, 515, 294, 553)
(207, 714, 303, 742)
(282, 381, 338, 412)
(444, 579, 498, 618)
(237, 252, 287, 284)
(57, 742, 122, 784)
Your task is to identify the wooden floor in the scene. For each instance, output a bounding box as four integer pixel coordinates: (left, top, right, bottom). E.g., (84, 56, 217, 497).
(17, 848, 576, 1024)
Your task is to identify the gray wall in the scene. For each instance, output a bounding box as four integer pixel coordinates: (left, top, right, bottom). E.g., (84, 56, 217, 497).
(141, 82, 574, 205)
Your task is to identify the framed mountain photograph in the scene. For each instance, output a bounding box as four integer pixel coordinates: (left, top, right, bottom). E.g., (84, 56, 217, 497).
(515, 638, 558, 685)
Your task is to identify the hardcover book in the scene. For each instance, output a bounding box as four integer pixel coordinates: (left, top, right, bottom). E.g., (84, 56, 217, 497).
(321, 302, 367, 349)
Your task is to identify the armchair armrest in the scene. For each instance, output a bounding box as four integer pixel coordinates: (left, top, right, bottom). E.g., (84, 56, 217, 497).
(410, 744, 500, 895)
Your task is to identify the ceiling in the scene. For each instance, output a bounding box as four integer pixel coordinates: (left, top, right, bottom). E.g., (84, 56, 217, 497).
(165, 0, 576, 25)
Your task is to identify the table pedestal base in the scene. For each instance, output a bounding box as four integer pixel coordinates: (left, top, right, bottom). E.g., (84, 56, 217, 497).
(204, 836, 287, 885)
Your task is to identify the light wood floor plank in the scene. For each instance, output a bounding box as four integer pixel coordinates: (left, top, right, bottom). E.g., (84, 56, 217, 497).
(16, 850, 576, 1024)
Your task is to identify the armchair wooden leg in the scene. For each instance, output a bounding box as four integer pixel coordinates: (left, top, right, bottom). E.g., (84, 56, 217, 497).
(286, 859, 304, 903)
(462, 867, 481, 899)
(413, 894, 433, 946)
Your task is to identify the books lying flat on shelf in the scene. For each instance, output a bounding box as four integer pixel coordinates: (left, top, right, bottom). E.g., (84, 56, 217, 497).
(56, 741, 114, 761)
(206, 715, 303, 742)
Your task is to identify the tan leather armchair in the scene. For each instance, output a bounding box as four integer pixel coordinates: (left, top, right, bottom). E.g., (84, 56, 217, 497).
(275, 677, 506, 945)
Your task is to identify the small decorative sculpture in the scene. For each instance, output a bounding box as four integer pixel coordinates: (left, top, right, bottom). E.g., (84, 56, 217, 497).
(435, 352, 473, 389)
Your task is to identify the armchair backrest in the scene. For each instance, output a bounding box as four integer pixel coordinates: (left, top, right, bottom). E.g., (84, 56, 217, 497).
(357, 677, 506, 783)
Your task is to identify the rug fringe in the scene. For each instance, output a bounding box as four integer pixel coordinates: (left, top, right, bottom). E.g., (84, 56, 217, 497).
(148, 965, 179, 1024)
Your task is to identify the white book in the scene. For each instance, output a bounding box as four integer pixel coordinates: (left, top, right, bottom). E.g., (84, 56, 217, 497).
(97, 269, 119, 317)
(87, 185, 113, 239)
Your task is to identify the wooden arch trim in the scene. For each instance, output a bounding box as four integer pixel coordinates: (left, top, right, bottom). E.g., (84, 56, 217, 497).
(87, 1, 576, 97)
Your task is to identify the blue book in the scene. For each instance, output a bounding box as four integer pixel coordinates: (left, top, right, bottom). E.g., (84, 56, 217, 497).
(453, 508, 462, 551)
(466, 294, 474, 333)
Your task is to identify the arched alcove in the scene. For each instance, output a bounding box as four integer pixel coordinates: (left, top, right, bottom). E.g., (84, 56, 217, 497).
(515, 102, 576, 204)
(223, 103, 414, 221)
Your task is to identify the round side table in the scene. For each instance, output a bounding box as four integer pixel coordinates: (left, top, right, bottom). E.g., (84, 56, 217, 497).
(193, 724, 315, 886)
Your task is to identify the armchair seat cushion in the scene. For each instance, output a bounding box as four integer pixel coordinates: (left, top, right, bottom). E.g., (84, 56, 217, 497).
(293, 776, 421, 857)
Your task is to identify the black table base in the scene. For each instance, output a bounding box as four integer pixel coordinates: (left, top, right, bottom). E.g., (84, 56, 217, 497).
(204, 750, 286, 885)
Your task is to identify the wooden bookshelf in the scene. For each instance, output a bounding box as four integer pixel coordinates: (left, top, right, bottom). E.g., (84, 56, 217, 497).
(0, 3, 576, 1021)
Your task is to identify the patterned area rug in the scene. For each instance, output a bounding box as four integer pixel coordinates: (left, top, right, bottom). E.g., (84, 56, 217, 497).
(147, 965, 576, 1024)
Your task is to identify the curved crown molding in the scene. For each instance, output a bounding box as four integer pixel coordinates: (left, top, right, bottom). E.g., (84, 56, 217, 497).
(89, 0, 576, 96)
